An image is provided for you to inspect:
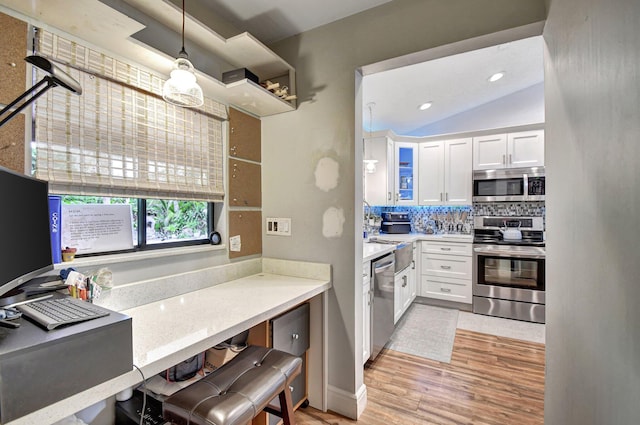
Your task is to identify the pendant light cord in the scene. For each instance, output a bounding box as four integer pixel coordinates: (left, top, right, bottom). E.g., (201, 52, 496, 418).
(180, 0, 187, 57)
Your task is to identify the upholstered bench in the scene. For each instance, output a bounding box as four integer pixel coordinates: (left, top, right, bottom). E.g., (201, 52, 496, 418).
(162, 345, 302, 425)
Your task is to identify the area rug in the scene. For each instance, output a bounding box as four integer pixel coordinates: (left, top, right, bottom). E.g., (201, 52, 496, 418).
(387, 304, 459, 363)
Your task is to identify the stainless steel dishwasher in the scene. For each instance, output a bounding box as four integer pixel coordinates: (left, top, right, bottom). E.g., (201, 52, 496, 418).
(370, 252, 395, 360)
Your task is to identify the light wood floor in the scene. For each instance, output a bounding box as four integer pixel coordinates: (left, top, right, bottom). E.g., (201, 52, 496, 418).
(295, 329, 545, 425)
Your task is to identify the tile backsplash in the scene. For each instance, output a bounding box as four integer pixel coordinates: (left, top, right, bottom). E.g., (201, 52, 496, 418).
(365, 202, 545, 235)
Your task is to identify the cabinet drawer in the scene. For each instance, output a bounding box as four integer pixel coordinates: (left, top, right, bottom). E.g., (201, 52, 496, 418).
(270, 303, 309, 357)
(421, 275, 471, 303)
(422, 241, 472, 256)
(422, 254, 471, 279)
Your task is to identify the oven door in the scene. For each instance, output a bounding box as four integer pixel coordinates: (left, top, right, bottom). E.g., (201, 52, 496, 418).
(473, 244, 545, 304)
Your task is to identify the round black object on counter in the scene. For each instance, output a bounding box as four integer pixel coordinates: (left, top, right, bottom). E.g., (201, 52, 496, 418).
(209, 231, 222, 245)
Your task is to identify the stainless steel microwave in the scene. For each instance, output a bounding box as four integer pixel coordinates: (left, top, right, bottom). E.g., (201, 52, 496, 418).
(473, 167, 545, 202)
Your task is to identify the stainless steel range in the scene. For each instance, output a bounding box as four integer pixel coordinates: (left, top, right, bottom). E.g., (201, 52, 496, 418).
(472, 216, 546, 323)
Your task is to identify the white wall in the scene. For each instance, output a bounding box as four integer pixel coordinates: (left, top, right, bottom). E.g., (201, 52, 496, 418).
(409, 82, 544, 136)
(261, 0, 546, 417)
(544, 0, 640, 423)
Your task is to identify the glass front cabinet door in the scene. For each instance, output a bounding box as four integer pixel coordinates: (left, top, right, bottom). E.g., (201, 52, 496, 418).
(394, 142, 418, 205)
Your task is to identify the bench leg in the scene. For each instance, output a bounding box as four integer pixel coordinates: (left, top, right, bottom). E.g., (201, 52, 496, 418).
(278, 386, 296, 425)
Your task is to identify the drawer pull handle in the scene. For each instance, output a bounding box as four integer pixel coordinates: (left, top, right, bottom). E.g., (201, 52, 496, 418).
(440, 247, 451, 251)
(292, 333, 300, 340)
(440, 265, 452, 270)
(440, 288, 452, 293)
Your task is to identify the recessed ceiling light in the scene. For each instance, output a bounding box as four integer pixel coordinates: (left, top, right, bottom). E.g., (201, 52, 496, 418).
(418, 102, 432, 110)
(488, 72, 505, 82)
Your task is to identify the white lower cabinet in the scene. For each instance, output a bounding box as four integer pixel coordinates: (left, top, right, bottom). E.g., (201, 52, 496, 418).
(420, 241, 472, 304)
(362, 261, 371, 366)
(394, 260, 416, 324)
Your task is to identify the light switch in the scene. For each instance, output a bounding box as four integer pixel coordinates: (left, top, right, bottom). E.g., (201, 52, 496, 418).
(266, 217, 292, 236)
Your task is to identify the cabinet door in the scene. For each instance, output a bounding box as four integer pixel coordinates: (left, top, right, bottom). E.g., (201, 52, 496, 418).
(443, 138, 472, 204)
(364, 136, 394, 205)
(394, 142, 418, 205)
(229, 107, 261, 162)
(508, 130, 544, 168)
(473, 134, 507, 170)
(418, 141, 444, 205)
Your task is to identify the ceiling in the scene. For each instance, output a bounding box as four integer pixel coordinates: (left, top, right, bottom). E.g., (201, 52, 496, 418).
(363, 36, 544, 136)
(0, 0, 542, 134)
(171, 0, 394, 44)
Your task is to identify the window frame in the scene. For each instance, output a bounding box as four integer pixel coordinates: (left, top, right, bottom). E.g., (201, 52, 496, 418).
(71, 198, 215, 258)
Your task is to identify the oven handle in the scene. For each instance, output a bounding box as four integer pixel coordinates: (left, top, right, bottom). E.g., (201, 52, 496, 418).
(473, 248, 545, 259)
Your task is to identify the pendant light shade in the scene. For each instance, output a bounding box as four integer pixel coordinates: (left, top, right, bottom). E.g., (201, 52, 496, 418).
(162, 0, 204, 107)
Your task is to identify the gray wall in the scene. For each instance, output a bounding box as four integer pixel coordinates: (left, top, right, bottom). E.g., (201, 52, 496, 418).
(544, 0, 640, 423)
(261, 0, 546, 414)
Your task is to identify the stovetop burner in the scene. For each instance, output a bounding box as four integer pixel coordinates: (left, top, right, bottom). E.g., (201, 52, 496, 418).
(473, 235, 545, 247)
(473, 215, 545, 247)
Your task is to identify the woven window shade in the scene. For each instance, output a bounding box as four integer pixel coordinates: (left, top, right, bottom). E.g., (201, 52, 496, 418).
(33, 30, 227, 202)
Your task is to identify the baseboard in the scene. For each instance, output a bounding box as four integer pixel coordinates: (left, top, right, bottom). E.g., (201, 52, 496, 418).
(414, 296, 472, 312)
(327, 384, 367, 419)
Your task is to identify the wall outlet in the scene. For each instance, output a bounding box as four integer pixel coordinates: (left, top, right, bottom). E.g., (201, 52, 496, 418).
(266, 217, 292, 236)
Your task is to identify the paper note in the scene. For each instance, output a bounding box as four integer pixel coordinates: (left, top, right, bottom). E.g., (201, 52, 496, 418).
(229, 235, 241, 252)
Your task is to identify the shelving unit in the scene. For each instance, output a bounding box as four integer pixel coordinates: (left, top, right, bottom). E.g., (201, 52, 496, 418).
(0, 0, 296, 117)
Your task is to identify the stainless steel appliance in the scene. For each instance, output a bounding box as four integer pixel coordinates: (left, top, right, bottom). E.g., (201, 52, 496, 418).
(380, 212, 411, 234)
(370, 252, 395, 360)
(472, 216, 546, 323)
(370, 241, 414, 360)
(473, 167, 545, 203)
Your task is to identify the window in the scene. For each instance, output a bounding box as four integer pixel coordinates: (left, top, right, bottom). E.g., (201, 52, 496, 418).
(30, 29, 226, 255)
(61, 195, 213, 255)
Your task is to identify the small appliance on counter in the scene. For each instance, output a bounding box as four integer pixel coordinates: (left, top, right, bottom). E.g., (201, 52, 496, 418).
(380, 212, 411, 234)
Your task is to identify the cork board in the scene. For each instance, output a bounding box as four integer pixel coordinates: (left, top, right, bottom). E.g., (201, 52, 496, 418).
(228, 210, 262, 259)
(0, 12, 28, 105)
(229, 107, 261, 162)
(0, 113, 26, 173)
(228, 158, 261, 207)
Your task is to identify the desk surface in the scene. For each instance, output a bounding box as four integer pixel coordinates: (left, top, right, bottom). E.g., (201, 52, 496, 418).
(7, 272, 331, 425)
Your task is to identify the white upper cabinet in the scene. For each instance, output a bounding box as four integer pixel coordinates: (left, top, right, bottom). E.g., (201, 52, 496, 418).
(508, 130, 545, 168)
(364, 136, 395, 206)
(417, 142, 444, 204)
(394, 142, 419, 205)
(473, 130, 544, 170)
(419, 138, 472, 205)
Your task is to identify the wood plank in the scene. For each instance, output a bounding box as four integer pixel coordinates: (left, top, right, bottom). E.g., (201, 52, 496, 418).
(229, 158, 261, 207)
(0, 12, 27, 106)
(295, 329, 545, 425)
(229, 107, 261, 162)
(228, 210, 262, 259)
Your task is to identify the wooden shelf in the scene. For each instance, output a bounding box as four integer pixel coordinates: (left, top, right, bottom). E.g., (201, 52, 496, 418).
(0, 0, 296, 117)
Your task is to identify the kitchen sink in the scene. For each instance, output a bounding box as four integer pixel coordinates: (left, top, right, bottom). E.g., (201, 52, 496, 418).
(367, 238, 413, 272)
(367, 238, 404, 245)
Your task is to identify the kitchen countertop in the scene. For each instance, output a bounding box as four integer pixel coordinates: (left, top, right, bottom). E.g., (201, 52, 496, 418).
(363, 233, 473, 262)
(8, 267, 331, 425)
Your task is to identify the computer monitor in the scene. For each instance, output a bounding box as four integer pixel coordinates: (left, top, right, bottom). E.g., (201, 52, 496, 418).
(0, 166, 53, 306)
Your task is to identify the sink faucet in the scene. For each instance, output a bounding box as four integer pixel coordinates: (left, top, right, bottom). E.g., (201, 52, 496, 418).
(363, 200, 371, 221)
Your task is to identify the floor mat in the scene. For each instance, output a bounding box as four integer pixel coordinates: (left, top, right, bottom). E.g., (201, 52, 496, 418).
(387, 303, 459, 363)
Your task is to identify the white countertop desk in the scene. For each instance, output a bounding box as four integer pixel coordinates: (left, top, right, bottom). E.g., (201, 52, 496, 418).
(8, 271, 331, 425)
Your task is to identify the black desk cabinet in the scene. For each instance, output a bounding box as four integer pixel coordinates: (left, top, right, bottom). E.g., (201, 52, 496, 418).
(0, 303, 132, 423)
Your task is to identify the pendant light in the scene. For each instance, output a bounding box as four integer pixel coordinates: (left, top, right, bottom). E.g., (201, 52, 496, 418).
(162, 0, 204, 107)
(363, 102, 378, 174)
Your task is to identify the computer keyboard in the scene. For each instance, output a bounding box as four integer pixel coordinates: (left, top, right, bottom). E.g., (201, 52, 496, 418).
(18, 297, 110, 330)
